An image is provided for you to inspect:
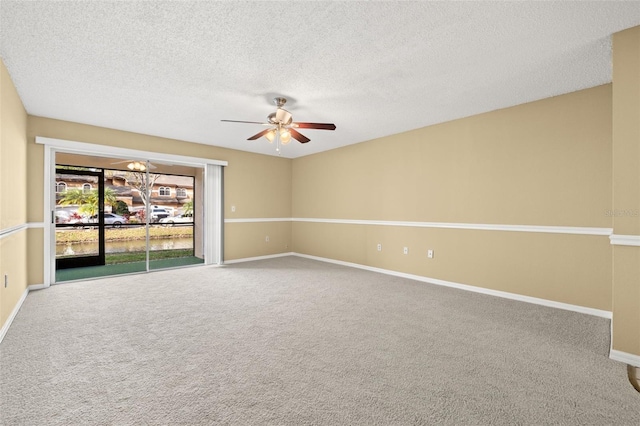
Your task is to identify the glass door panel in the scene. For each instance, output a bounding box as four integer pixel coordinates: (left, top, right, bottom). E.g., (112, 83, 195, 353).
(148, 166, 201, 270)
(102, 163, 149, 274)
(55, 168, 105, 269)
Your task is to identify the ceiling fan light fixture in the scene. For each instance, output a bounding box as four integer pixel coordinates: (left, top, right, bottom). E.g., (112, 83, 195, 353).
(280, 129, 292, 144)
(265, 129, 276, 143)
(127, 161, 146, 172)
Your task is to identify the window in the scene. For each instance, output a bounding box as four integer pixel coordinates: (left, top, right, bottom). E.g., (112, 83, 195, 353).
(56, 182, 67, 193)
(159, 187, 171, 196)
(176, 188, 187, 197)
(82, 183, 92, 193)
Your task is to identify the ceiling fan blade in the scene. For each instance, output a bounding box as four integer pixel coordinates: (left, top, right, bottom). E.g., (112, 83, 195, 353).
(293, 122, 336, 131)
(247, 128, 274, 140)
(221, 119, 270, 125)
(289, 128, 310, 144)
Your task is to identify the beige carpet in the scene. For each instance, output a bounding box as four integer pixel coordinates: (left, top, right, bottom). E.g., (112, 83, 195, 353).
(1, 256, 638, 425)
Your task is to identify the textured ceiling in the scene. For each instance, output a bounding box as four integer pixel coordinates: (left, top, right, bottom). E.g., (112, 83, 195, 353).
(1, 1, 640, 158)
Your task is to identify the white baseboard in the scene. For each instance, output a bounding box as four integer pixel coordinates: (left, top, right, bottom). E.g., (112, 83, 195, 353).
(0, 287, 29, 344)
(0, 284, 46, 344)
(224, 252, 294, 265)
(292, 253, 613, 319)
(28, 284, 47, 291)
(610, 350, 640, 367)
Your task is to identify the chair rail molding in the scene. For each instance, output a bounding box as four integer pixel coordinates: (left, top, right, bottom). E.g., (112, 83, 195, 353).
(609, 234, 640, 246)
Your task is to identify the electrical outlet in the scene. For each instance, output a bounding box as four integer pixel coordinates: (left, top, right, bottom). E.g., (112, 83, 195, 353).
(428, 250, 434, 259)
(403, 247, 408, 255)
(265, 236, 270, 242)
(377, 244, 382, 251)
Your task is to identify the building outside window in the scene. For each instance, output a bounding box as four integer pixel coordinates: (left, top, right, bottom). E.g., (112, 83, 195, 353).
(176, 188, 187, 197)
(82, 183, 92, 193)
(56, 182, 67, 193)
(159, 186, 171, 196)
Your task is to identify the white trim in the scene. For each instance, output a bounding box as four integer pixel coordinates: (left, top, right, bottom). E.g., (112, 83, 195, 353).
(44, 144, 54, 286)
(0, 223, 44, 240)
(224, 252, 294, 264)
(36, 136, 228, 167)
(610, 234, 640, 246)
(610, 349, 640, 367)
(610, 320, 614, 355)
(292, 218, 612, 236)
(0, 223, 28, 239)
(225, 218, 292, 223)
(204, 164, 223, 265)
(0, 286, 30, 344)
(28, 284, 46, 291)
(223, 217, 612, 236)
(292, 253, 613, 319)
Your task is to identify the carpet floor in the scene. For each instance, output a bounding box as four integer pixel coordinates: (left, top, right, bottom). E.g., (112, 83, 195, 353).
(1, 256, 638, 425)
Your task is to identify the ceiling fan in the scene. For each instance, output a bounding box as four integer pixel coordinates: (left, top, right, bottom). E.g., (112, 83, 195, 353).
(221, 97, 336, 152)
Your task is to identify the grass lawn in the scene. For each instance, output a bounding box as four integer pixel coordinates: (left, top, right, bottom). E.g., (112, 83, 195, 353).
(105, 249, 195, 264)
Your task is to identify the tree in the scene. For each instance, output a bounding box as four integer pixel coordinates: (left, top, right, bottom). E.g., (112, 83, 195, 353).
(58, 188, 89, 207)
(58, 187, 117, 217)
(103, 187, 117, 209)
(125, 172, 160, 210)
(183, 200, 194, 215)
(113, 200, 130, 216)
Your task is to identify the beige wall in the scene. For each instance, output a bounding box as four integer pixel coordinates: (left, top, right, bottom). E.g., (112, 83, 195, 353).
(612, 26, 640, 355)
(293, 224, 612, 311)
(292, 85, 613, 311)
(293, 86, 612, 226)
(225, 221, 292, 260)
(1, 61, 28, 229)
(0, 59, 29, 329)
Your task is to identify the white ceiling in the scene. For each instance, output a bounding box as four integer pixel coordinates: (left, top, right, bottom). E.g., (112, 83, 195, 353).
(1, 1, 640, 159)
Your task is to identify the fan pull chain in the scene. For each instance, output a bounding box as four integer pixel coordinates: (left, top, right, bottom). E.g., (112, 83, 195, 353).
(276, 127, 282, 155)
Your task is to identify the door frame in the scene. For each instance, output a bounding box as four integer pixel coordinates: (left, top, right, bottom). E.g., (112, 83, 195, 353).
(39, 136, 227, 287)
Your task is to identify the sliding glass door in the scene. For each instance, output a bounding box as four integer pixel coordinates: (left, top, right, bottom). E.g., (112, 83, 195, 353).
(53, 154, 206, 282)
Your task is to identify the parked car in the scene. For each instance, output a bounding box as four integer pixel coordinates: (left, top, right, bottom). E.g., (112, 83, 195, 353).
(159, 213, 193, 226)
(149, 208, 171, 222)
(82, 213, 127, 227)
(54, 210, 71, 224)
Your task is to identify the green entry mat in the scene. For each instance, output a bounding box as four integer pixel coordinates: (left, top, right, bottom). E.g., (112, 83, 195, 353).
(55, 257, 205, 282)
